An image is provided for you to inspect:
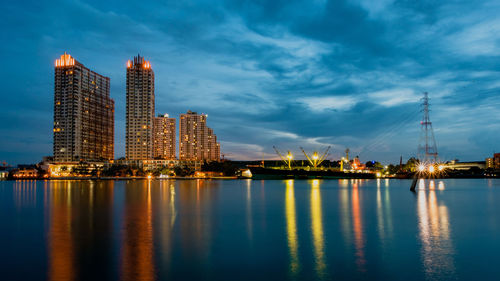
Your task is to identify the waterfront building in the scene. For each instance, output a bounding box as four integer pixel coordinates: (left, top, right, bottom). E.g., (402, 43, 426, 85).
(153, 114, 176, 159)
(46, 162, 105, 177)
(11, 168, 39, 179)
(445, 160, 486, 170)
(114, 159, 201, 171)
(53, 53, 114, 162)
(126, 55, 155, 160)
(179, 110, 220, 161)
(494, 153, 500, 169)
(486, 157, 494, 169)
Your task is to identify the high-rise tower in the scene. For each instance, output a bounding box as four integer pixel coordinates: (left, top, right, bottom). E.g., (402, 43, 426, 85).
(418, 92, 438, 162)
(126, 55, 155, 160)
(179, 110, 220, 161)
(153, 114, 176, 159)
(53, 53, 114, 162)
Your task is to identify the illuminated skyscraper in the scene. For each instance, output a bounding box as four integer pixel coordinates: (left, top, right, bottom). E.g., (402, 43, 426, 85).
(126, 55, 155, 160)
(153, 114, 176, 159)
(179, 110, 220, 161)
(53, 53, 114, 162)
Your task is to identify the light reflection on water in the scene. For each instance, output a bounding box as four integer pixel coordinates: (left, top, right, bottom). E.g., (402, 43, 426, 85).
(285, 179, 299, 278)
(310, 180, 326, 279)
(121, 180, 154, 281)
(417, 180, 455, 280)
(2, 178, 499, 280)
(351, 180, 366, 272)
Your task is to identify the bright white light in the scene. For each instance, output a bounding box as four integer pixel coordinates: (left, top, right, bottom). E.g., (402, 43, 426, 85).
(428, 165, 435, 173)
(438, 165, 445, 171)
(418, 164, 426, 172)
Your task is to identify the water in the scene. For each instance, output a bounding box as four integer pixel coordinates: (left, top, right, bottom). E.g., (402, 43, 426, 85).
(1, 179, 500, 281)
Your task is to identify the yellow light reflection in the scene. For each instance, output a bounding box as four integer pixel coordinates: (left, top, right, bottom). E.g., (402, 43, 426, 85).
(339, 181, 351, 248)
(121, 181, 154, 281)
(376, 180, 395, 248)
(376, 184, 385, 241)
(429, 180, 435, 190)
(159, 180, 176, 271)
(418, 179, 426, 190)
(438, 181, 445, 190)
(48, 181, 74, 281)
(246, 179, 253, 242)
(310, 179, 326, 278)
(13, 180, 37, 209)
(417, 186, 455, 280)
(285, 180, 299, 277)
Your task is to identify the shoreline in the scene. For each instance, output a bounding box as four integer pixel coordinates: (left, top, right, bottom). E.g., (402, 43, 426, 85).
(3, 175, 498, 181)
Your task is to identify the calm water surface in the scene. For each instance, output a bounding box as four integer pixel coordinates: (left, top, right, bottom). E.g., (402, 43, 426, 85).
(1, 179, 500, 280)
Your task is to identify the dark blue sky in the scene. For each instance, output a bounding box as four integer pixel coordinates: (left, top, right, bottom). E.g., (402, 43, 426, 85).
(2, 0, 500, 165)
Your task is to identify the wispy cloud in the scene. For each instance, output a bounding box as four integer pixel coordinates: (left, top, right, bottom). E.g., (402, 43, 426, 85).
(298, 95, 359, 112)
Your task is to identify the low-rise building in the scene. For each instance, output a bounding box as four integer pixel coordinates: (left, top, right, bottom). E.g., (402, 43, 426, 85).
(11, 169, 40, 179)
(114, 159, 202, 171)
(0, 170, 9, 179)
(45, 162, 106, 177)
(445, 160, 485, 170)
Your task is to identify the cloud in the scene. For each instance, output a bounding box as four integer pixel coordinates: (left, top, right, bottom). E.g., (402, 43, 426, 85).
(298, 95, 359, 111)
(2, 0, 500, 164)
(368, 88, 419, 107)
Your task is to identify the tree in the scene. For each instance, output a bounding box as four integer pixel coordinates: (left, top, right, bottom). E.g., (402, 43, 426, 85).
(201, 160, 237, 176)
(174, 166, 194, 177)
(365, 161, 383, 169)
(404, 157, 419, 172)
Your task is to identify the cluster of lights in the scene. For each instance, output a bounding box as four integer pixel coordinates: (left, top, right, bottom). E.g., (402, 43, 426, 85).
(55, 53, 75, 67)
(126, 60, 152, 69)
(417, 163, 445, 173)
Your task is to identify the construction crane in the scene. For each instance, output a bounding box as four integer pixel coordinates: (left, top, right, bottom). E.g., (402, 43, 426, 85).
(273, 146, 293, 170)
(300, 146, 331, 168)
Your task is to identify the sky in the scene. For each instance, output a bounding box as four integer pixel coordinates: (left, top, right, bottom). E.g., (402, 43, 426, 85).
(2, 0, 500, 165)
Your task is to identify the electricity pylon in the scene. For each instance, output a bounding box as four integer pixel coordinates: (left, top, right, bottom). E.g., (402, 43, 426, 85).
(418, 92, 438, 163)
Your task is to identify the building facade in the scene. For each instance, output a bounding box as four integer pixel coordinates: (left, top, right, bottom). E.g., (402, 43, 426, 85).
(494, 153, 500, 170)
(153, 114, 176, 159)
(179, 110, 220, 161)
(126, 55, 155, 160)
(486, 157, 494, 169)
(53, 53, 114, 162)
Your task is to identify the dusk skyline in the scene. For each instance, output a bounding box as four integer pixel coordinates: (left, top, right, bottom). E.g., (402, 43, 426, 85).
(2, 0, 500, 164)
